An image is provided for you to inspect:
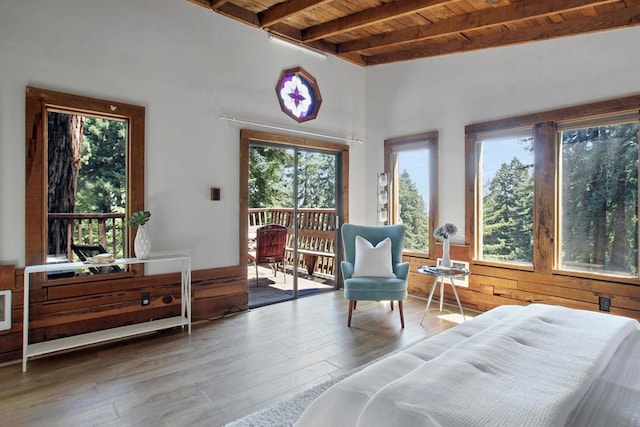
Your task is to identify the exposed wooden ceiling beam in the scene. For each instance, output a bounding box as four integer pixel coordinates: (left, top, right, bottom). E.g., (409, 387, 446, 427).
(215, 2, 261, 26)
(186, 0, 213, 9)
(269, 22, 304, 40)
(186, 0, 230, 10)
(260, 0, 333, 28)
(339, 0, 619, 54)
(192, 0, 318, 45)
(302, 0, 451, 42)
(211, 0, 230, 9)
(365, 4, 640, 65)
(337, 52, 367, 66)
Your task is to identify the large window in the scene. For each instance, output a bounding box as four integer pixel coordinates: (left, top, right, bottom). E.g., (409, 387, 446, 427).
(47, 111, 128, 260)
(476, 129, 534, 265)
(384, 132, 438, 256)
(466, 96, 640, 282)
(558, 116, 639, 277)
(25, 87, 145, 280)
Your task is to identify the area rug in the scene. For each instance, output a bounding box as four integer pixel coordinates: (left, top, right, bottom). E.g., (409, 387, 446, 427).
(224, 338, 426, 427)
(284, 288, 321, 296)
(224, 373, 348, 427)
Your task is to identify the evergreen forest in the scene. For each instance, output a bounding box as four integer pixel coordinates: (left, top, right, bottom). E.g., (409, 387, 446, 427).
(560, 122, 638, 276)
(398, 170, 429, 253)
(481, 122, 638, 276)
(249, 146, 430, 253)
(249, 146, 336, 209)
(47, 112, 127, 257)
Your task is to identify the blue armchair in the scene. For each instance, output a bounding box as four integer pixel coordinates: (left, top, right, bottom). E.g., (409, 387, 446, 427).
(341, 223, 409, 328)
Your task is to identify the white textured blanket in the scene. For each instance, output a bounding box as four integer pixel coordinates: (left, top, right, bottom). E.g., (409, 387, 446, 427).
(295, 304, 640, 427)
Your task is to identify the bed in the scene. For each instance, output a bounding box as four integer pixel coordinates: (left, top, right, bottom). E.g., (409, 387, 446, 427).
(295, 304, 640, 427)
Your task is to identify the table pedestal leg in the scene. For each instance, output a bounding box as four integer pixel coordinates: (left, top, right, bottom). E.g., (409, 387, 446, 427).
(449, 277, 466, 321)
(420, 275, 440, 325)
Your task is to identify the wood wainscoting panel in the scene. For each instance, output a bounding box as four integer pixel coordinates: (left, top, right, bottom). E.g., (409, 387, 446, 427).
(404, 252, 640, 321)
(0, 265, 15, 289)
(0, 264, 248, 363)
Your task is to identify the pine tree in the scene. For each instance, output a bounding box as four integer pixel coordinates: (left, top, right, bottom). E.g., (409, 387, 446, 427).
(561, 123, 638, 274)
(249, 146, 295, 208)
(482, 158, 533, 262)
(75, 117, 127, 213)
(398, 170, 429, 252)
(249, 147, 336, 209)
(296, 151, 336, 208)
(47, 112, 84, 254)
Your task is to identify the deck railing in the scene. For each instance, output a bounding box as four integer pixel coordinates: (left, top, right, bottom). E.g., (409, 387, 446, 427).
(249, 208, 337, 277)
(49, 209, 335, 274)
(48, 213, 127, 261)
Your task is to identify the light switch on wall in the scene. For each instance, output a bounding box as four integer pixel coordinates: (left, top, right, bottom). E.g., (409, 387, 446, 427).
(210, 187, 221, 201)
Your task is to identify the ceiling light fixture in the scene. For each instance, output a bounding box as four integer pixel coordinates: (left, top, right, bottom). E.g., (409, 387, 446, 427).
(267, 33, 328, 59)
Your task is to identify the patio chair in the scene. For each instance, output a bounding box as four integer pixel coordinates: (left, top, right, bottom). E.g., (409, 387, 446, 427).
(341, 223, 408, 328)
(248, 224, 288, 284)
(71, 244, 122, 275)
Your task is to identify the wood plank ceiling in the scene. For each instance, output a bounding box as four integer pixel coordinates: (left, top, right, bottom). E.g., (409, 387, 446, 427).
(188, 0, 640, 66)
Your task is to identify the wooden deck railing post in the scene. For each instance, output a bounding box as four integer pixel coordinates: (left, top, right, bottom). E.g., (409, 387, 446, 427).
(98, 219, 107, 249)
(47, 213, 126, 260)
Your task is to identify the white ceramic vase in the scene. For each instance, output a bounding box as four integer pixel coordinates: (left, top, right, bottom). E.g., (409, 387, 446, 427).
(134, 224, 151, 260)
(441, 238, 451, 268)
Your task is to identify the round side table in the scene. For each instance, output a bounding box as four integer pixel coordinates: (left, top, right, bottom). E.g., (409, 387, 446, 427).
(417, 265, 470, 325)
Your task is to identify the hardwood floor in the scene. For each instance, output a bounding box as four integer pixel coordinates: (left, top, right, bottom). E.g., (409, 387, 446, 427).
(0, 292, 470, 426)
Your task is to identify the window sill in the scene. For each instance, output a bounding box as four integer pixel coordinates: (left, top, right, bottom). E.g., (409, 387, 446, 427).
(402, 251, 432, 260)
(471, 260, 534, 272)
(552, 269, 640, 286)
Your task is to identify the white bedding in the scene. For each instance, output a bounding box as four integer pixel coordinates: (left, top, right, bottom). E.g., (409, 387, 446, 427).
(295, 304, 640, 427)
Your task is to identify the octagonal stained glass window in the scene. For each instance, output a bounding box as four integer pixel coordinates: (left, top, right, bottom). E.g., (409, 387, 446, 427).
(275, 67, 322, 123)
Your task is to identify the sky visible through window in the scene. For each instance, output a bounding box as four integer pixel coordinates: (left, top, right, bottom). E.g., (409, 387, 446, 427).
(396, 139, 531, 215)
(481, 136, 533, 188)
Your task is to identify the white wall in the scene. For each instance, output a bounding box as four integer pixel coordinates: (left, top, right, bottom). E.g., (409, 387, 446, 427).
(3, 1, 639, 268)
(0, 0, 366, 269)
(365, 27, 640, 241)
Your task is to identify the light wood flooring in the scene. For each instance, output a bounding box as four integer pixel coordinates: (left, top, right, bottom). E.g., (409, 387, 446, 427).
(0, 291, 472, 426)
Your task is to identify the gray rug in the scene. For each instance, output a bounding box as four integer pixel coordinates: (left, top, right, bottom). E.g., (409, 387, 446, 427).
(224, 373, 348, 427)
(224, 339, 426, 427)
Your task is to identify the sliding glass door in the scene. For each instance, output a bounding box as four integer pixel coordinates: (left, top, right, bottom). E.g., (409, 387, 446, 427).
(246, 141, 342, 307)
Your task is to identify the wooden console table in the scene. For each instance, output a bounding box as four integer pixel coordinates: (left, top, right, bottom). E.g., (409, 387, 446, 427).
(22, 254, 191, 372)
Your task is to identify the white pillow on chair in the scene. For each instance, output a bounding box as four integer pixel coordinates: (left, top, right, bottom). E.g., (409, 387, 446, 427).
(352, 235, 395, 278)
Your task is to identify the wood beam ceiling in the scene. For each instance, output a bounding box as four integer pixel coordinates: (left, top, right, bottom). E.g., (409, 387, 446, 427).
(364, 3, 640, 65)
(302, 0, 452, 42)
(187, 0, 640, 66)
(260, 0, 333, 28)
(338, 0, 620, 54)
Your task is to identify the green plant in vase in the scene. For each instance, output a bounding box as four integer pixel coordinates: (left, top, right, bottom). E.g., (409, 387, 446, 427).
(127, 210, 151, 227)
(128, 211, 151, 259)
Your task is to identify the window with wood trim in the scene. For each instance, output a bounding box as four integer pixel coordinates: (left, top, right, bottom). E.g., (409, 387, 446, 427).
(384, 132, 438, 257)
(557, 114, 639, 277)
(466, 95, 640, 283)
(475, 129, 534, 266)
(25, 87, 145, 281)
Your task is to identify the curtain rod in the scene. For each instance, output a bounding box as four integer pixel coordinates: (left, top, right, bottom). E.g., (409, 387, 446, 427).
(219, 116, 363, 144)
